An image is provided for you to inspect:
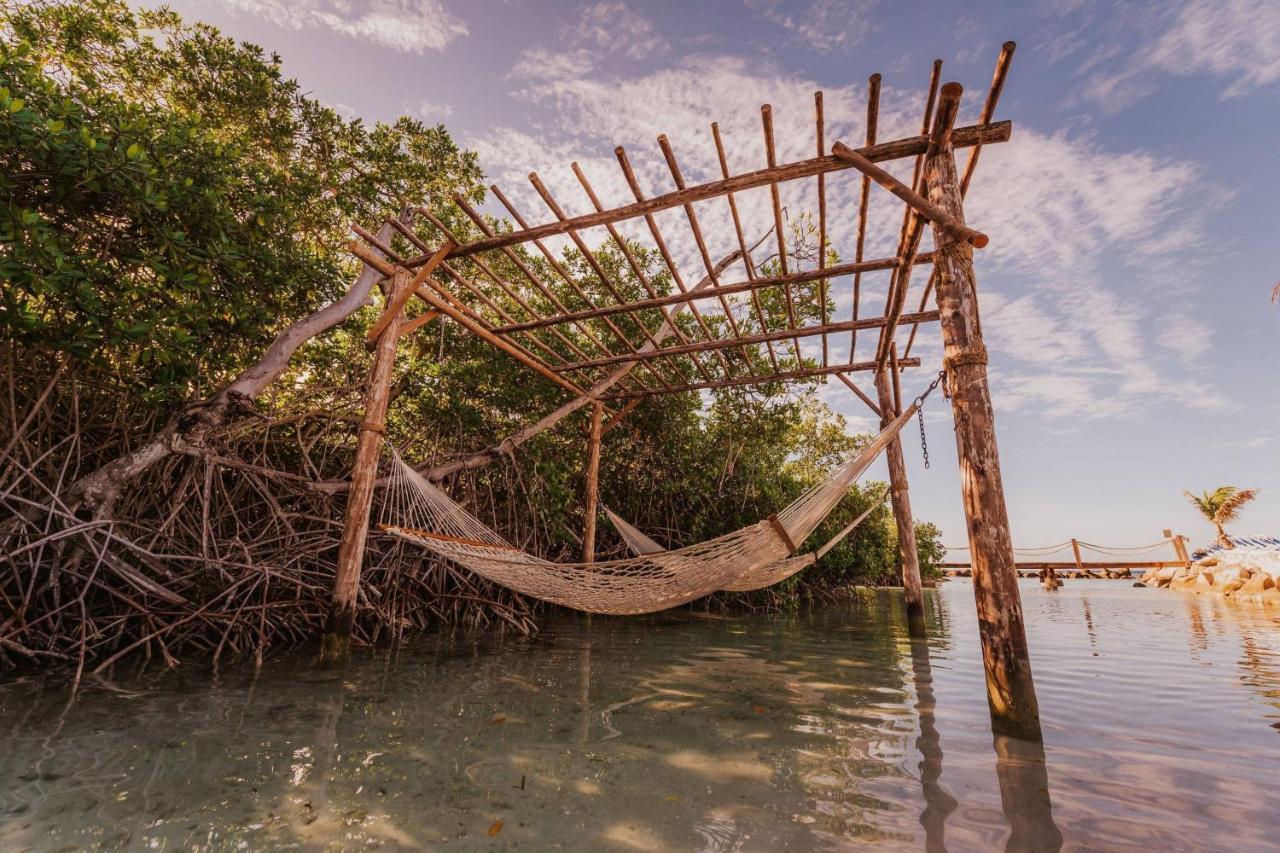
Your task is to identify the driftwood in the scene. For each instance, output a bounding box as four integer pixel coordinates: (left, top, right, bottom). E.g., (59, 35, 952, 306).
(62, 221, 401, 519)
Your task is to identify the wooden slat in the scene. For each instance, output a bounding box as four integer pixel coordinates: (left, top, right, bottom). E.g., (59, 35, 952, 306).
(904, 42, 1016, 361)
(492, 249, 925, 335)
(569, 161, 705, 383)
(614, 145, 737, 377)
(656, 134, 757, 369)
(848, 73, 880, 364)
(444, 197, 655, 395)
(876, 64, 953, 369)
(489, 183, 669, 391)
(961, 41, 1016, 196)
(815, 90, 829, 367)
(761, 104, 803, 362)
(525, 172, 681, 389)
(556, 311, 939, 372)
(402, 121, 1013, 265)
(712, 121, 780, 372)
(603, 359, 921, 400)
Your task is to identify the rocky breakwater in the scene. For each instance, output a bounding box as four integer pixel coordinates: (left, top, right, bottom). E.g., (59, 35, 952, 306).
(1140, 543, 1280, 606)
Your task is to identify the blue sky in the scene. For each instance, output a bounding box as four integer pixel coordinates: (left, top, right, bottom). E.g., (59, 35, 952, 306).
(153, 0, 1278, 555)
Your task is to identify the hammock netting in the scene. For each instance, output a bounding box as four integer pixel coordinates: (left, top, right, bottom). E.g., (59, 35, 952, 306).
(380, 405, 915, 614)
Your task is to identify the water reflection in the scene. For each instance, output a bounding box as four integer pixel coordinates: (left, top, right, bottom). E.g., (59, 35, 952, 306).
(907, 634, 957, 852)
(991, 733, 1062, 853)
(1, 583, 1279, 850)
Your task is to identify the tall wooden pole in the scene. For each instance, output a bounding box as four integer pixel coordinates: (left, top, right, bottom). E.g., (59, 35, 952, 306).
(321, 268, 411, 662)
(874, 363, 925, 634)
(924, 82, 1041, 738)
(582, 401, 604, 563)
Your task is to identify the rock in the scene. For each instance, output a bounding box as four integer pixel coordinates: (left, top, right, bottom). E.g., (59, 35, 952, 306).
(1140, 568, 1159, 584)
(1194, 572, 1216, 591)
(1243, 573, 1276, 594)
(1199, 556, 1220, 568)
(1262, 587, 1280, 607)
(1236, 573, 1278, 603)
(1169, 574, 1198, 591)
(1157, 565, 1181, 580)
(1220, 580, 1245, 596)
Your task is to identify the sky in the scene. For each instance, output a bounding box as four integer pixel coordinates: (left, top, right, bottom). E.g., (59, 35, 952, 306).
(150, 0, 1279, 557)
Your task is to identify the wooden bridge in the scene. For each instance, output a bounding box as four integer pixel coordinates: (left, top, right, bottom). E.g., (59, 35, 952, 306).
(943, 532, 1193, 579)
(941, 561, 1185, 579)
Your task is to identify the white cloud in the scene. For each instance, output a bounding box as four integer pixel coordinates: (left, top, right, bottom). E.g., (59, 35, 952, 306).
(215, 0, 468, 54)
(744, 0, 879, 53)
(469, 43, 1225, 423)
(967, 128, 1228, 419)
(408, 99, 454, 121)
(1146, 0, 1280, 96)
(1044, 0, 1280, 109)
(569, 2, 668, 60)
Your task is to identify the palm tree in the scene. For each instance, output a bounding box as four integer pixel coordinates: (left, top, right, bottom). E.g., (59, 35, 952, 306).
(1183, 486, 1260, 548)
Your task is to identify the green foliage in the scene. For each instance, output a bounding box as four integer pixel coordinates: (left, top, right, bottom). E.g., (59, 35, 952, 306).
(0, 0, 481, 403)
(914, 521, 946, 577)
(2, 0, 940, 611)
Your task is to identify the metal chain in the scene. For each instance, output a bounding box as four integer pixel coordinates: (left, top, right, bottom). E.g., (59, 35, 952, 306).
(912, 370, 946, 470)
(918, 406, 930, 469)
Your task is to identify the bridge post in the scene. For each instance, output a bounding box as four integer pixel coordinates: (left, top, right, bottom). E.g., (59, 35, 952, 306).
(925, 82, 1041, 738)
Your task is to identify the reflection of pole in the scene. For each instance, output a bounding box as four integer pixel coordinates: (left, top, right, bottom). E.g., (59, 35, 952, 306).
(1081, 596, 1097, 649)
(992, 733, 1063, 852)
(578, 630, 592, 744)
(908, 635, 957, 851)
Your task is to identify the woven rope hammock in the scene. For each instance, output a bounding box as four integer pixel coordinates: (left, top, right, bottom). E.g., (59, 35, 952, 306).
(380, 405, 917, 615)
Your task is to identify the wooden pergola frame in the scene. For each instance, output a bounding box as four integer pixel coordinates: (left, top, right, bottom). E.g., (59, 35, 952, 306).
(325, 42, 1042, 739)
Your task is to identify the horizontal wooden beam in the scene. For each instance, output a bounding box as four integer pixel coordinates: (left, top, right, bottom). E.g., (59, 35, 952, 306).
(603, 359, 921, 400)
(832, 141, 988, 248)
(493, 253, 934, 336)
(554, 310, 940, 372)
(942, 561, 1180, 570)
(404, 121, 1012, 265)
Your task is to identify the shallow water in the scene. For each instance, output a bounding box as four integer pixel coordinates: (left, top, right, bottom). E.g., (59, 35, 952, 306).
(2, 580, 1279, 851)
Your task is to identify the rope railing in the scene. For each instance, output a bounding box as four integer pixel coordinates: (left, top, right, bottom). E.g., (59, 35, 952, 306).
(946, 538, 1178, 554)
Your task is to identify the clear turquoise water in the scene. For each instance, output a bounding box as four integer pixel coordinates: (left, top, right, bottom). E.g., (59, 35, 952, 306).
(1, 579, 1278, 851)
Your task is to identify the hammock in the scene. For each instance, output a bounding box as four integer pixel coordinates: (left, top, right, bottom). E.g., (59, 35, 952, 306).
(380, 405, 917, 615)
(603, 494, 886, 592)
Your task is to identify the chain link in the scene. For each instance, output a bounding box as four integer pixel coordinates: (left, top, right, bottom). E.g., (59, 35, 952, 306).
(912, 370, 946, 469)
(918, 405, 930, 469)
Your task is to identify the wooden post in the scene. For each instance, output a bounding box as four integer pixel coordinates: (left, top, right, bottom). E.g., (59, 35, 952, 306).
(321, 268, 412, 662)
(924, 82, 1041, 738)
(582, 401, 604, 563)
(874, 364, 925, 634)
(1070, 539, 1083, 572)
(1165, 528, 1191, 567)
